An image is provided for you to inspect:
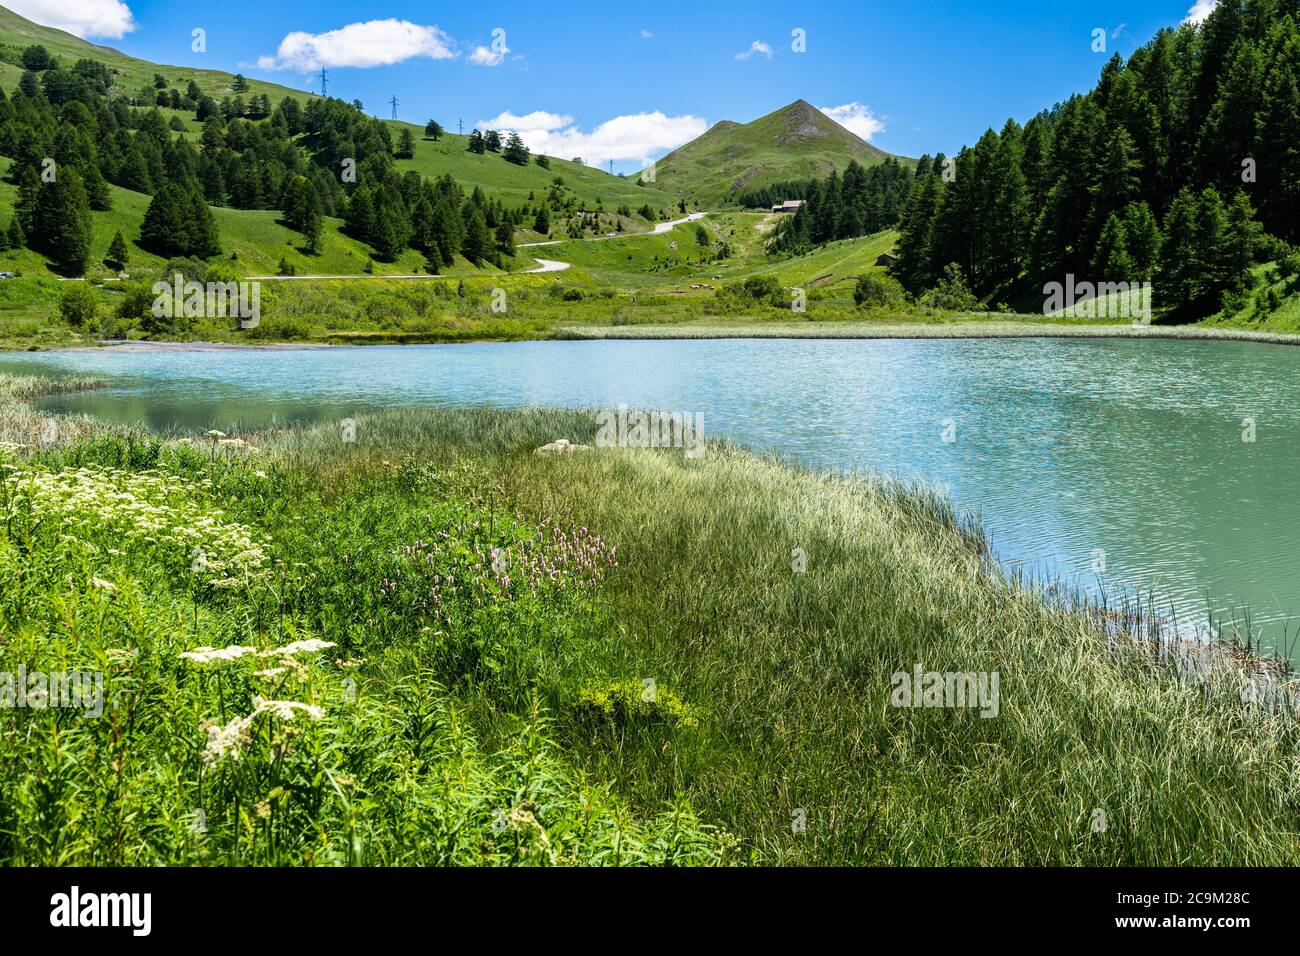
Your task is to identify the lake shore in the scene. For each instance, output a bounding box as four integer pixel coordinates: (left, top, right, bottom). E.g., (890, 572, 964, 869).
(557, 319, 1300, 345)
(27, 318, 1300, 351)
(2, 373, 1299, 864)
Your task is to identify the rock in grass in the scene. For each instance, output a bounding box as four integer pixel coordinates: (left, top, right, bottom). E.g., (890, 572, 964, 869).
(535, 438, 590, 456)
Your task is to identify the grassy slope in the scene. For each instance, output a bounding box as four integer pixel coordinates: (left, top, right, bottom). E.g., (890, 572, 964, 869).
(0, 6, 649, 279)
(384, 120, 676, 214)
(0, 5, 309, 105)
(650, 100, 904, 207)
(0, 158, 530, 280)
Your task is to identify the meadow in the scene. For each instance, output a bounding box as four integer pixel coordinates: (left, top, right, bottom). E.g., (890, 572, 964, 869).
(3, 372, 1299, 866)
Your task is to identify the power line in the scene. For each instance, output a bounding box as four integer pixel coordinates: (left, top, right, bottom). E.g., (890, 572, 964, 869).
(319, 67, 327, 96)
(389, 95, 398, 120)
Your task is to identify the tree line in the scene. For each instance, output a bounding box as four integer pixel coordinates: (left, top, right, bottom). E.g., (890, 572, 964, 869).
(0, 44, 567, 275)
(894, 0, 1299, 315)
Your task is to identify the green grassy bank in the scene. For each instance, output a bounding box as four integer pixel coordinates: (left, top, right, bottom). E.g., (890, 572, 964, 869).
(1, 375, 1298, 865)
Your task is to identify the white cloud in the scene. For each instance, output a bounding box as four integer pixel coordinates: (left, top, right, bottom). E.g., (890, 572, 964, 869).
(468, 44, 510, 67)
(477, 109, 708, 168)
(6, 0, 134, 39)
(257, 19, 456, 71)
(640, 30, 654, 39)
(735, 40, 773, 60)
(1184, 0, 1218, 24)
(818, 103, 885, 142)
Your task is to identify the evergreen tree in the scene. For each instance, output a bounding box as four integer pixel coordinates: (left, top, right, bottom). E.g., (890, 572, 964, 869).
(1121, 201, 1162, 281)
(1159, 188, 1201, 309)
(467, 129, 486, 154)
(1093, 213, 1135, 279)
(460, 201, 492, 263)
(395, 128, 415, 159)
(503, 131, 529, 166)
(31, 167, 92, 275)
(423, 119, 443, 140)
(496, 220, 515, 257)
(533, 205, 550, 235)
(106, 229, 129, 269)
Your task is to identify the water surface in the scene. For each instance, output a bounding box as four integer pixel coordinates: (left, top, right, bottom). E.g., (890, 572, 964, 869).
(3, 338, 1297, 657)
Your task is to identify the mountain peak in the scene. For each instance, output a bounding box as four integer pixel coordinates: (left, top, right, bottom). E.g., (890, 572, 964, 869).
(650, 99, 904, 205)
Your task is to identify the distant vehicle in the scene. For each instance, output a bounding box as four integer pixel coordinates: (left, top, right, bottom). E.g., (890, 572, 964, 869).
(605, 232, 617, 237)
(0, 272, 16, 279)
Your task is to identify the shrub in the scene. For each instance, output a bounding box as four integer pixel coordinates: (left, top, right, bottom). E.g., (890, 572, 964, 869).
(919, 263, 982, 312)
(57, 283, 98, 327)
(853, 271, 906, 308)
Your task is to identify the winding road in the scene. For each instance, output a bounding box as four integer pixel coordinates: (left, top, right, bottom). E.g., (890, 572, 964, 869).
(244, 212, 708, 281)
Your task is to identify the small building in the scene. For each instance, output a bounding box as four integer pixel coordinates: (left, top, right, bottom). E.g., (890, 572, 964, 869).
(771, 200, 804, 214)
(875, 253, 898, 268)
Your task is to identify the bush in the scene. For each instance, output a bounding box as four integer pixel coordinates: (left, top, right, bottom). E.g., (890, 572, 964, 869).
(115, 280, 156, 321)
(158, 257, 207, 283)
(919, 263, 982, 312)
(57, 283, 98, 328)
(853, 271, 906, 309)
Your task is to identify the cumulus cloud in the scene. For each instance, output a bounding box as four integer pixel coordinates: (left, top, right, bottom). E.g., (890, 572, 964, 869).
(468, 44, 510, 67)
(1184, 0, 1218, 24)
(818, 103, 885, 142)
(257, 19, 456, 71)
(477, 109, 708, 168)
(735, 40, 773, 60)
(6, 0, 134, 39)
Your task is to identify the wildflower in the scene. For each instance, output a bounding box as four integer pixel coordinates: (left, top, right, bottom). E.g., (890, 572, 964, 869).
(264, 639, 337, 658)
(202, 714, 252, 764)
(251, 697, 324, 722)
(90, 576, 116, 592)
(181, 645, 258, 664)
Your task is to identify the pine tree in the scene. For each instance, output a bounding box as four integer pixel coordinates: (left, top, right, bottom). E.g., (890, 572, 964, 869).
(503, 132, 529, 166)
(1222, 189, 1263, 292)
(395, 128, 415, 160)
(31, 167, 92, 276)
(460, 202, 492, 263)
(533, 205, 550, 235)
(496, 220, 515, 257)
(467, 130, 486, 154)
(1159, 188, 1200, 309)
(1092, 213, 1135, 279)
(7, 216, 24, 250)
(106, 229, 129, 269)
(423, 119, 443, 140)
(1121, 202, 1162, 282)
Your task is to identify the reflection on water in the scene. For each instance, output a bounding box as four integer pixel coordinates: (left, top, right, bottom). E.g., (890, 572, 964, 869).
(3, 337, 1298, 659)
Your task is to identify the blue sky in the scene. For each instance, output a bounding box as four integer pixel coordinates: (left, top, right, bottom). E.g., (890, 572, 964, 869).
(15, 0, 1215, 172)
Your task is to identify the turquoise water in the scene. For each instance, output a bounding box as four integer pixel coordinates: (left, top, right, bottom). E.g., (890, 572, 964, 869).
(3, 337, 1299, 657)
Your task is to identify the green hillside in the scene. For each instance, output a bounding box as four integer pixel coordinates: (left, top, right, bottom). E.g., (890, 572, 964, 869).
(383, 120, 675, 216)
(648, 99, 907, 207)
(0, 5, 308, 105)
(0, 5, 671, 278)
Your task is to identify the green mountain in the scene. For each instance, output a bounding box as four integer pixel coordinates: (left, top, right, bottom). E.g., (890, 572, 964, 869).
(647, 99, 905, 206)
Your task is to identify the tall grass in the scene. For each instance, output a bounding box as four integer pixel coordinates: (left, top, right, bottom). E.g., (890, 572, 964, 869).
(3, 378, 1298, 865)
(269, 405, 1300, 864)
